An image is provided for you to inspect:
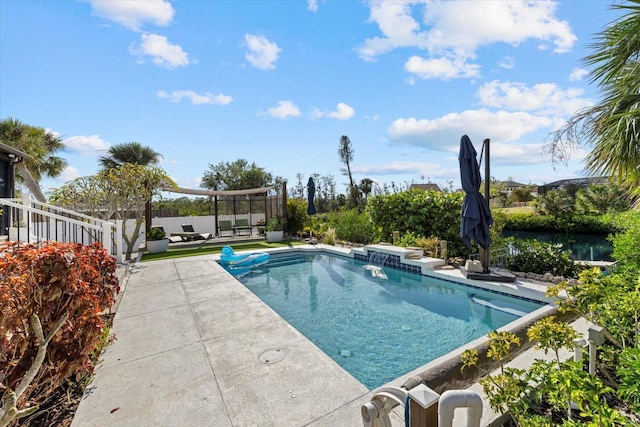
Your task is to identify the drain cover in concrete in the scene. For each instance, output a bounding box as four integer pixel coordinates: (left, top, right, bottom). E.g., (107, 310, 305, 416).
(259, 348, 285, 364)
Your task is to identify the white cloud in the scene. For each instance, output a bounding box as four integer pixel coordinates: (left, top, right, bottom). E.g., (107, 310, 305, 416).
(307, 0, 318, 12)
(311, 102, 355, 120)
(387, 109, 554, 150)
(569, 67, 589, 81)
(405, 55, 480, 80)
(264, 100, 301, 119)
(499, 56, 515, 69)
(64, 135, 110, 154)
(244, 34, 281, 70)
(477, 80, 592, 116)
(353, 161, 444, 176)
(130, 33, 190, 68)
(357, 0, 576, 79)
(157, 90, 232, 105)
(58, 166, 82, 183)
(88, 0, 174, 32)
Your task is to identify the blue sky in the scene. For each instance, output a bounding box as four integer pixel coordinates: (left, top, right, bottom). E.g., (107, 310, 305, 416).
(0, 0, 622, 196)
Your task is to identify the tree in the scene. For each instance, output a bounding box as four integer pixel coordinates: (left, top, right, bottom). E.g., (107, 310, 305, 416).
(546, 2, 640, 206)
(359, 178, 374, 207)
(201, 158, 279, 191)
(576, 183, 631, 214)
(0, 117, 67, 202)
(49, 164, 176, 260)
(338, 135, 357, 207)
(98, 141, 161, 170)
(536, 189, 575, 217)
(509, 186, 535, 204)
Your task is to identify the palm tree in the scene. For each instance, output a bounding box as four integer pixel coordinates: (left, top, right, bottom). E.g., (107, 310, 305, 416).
(547, 1, 640, 205)
(98, 142, 163, 235)
(98, 142, 161, 170)
(0, 117, 67, 202)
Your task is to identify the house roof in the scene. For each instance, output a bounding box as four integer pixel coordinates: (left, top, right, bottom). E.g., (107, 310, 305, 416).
(540, 176, 608, 188)
(501, 180, 528, 188)
(0, 142, 30, 161)
(410, 183, 441, 192)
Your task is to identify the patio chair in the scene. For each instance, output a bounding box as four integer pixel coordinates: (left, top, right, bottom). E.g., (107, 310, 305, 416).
(153, 226, 183, 243)
(233, 218, 252, 236)
(176, 224, 213, 241)
(218, 220, 234, 237)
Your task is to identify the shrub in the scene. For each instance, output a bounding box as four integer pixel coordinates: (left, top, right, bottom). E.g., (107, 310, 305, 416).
(366, 189, 466, 256)
(501, 238, 584, 277)
(329, 209, 378, 244)
(0, 242, 120, 412)
(286, 198, 307, 235)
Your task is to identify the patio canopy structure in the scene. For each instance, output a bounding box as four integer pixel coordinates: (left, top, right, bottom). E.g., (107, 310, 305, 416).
(160, 183, 287, 236)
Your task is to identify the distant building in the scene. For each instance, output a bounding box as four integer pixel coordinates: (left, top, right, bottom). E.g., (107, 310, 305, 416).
(410, 183, 441, 192)
(500, 179, 529, 197)
(538, 177, 608, 196)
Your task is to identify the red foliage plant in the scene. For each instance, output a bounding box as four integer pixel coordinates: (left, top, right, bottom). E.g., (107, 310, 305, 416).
(0, 241, 120, 408)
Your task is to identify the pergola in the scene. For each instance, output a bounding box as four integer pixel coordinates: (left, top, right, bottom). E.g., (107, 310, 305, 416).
(159, 183, 287, 235)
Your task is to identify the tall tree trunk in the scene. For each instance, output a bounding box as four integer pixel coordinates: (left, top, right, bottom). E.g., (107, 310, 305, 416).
(16, 163, 46, 202)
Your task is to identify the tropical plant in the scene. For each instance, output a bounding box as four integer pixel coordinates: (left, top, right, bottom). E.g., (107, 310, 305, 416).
(546, 1, 640, 207)
(49, 164, 177, 260)
(0, 117, 68, 202)
(98, 141, 161, 170)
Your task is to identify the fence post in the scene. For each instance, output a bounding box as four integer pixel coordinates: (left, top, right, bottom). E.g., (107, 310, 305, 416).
(115, 220, 123, 263)
(407, 384, 439, 427)
(102, 221, 113, 258)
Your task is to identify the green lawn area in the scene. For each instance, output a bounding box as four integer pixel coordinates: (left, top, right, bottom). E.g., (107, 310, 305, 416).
(140, 239, 306, 262)
(498, 206, 536, 215)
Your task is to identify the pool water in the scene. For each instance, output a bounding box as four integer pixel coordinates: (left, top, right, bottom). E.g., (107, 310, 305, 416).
(227, 251, 544, 389)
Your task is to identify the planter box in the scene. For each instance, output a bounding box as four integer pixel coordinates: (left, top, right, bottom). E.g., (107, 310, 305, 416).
(146, 239, 170, 253)
(266, 231, 284, 243)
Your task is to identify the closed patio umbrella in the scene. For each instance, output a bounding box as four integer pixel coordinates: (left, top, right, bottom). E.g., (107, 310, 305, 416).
(459, 135, 493, 271)
(307, 177, 316, 215)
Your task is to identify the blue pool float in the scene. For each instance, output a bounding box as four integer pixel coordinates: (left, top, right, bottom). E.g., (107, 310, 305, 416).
(220, 245, 270, 269)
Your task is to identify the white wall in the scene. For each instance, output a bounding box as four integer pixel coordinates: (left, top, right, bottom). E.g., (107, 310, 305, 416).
(147, 214, 266, 236)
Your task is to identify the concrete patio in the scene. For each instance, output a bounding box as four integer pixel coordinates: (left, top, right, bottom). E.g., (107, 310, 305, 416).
(71, 250, 404, 427)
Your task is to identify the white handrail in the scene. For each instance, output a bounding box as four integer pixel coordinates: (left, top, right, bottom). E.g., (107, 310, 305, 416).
(2, 195, 122, 262)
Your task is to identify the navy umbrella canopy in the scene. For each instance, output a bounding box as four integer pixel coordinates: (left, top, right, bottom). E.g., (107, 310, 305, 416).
(459, 135, 493, 251)
(307, 177, 316, 215)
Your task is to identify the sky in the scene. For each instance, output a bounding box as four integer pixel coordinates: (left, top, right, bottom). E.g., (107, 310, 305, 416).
(0, 0, 625, 197)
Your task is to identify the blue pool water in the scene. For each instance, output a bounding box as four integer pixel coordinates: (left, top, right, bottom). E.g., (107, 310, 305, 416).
(225, 251, 544, 389)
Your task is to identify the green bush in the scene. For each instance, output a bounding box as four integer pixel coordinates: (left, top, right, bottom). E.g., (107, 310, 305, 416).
(501, 238, 584, 277)
(328, 209, 378, 244)
(286, 198, 308, 235)
(366, 189, 466, 256)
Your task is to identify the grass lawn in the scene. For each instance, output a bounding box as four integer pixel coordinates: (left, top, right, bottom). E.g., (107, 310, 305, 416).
(498, 206, 536, 215)
(140, 239, 306, 261)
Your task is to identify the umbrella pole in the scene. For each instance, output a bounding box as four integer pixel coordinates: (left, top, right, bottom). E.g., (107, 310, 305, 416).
(482, 138, 491, 273)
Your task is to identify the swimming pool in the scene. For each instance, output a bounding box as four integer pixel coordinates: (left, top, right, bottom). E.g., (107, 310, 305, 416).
(224, 251, 544, 389)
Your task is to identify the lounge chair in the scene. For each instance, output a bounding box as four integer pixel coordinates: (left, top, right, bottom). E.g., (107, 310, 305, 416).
(170, 224, 213, 241)
(153, 226, 183, 243)
(218, 220, 234, 237)
(233, 218, 252, 236)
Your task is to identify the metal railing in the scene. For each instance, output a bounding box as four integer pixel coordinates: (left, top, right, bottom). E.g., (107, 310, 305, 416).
(2, 194, 123, 262)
